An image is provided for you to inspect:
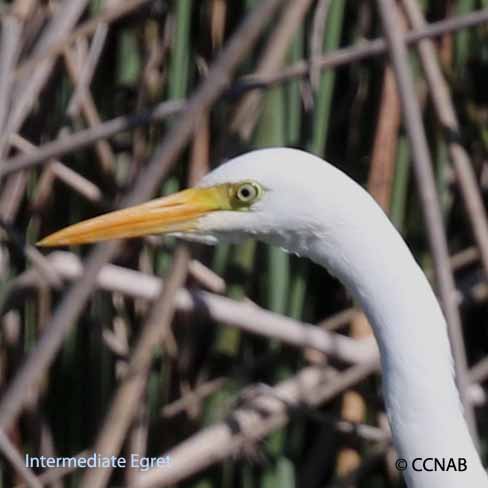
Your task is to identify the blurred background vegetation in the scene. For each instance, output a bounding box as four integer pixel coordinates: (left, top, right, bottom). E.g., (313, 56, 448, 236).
(0, 0, 488, 486)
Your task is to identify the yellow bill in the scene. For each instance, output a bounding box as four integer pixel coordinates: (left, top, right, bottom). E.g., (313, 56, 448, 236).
(37, 186, 230, 247)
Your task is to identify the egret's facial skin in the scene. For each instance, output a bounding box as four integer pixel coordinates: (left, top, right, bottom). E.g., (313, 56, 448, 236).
(192, 148, 349, 254)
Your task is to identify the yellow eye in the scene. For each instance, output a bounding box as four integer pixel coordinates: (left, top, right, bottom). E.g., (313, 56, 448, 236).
(236, 182, 261, 203)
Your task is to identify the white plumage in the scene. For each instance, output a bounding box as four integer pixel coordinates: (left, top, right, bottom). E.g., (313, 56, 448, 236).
(197, 148, 487, 487)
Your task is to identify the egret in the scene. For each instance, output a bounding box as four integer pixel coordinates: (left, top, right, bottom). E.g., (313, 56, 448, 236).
(39, 148, 487, 487)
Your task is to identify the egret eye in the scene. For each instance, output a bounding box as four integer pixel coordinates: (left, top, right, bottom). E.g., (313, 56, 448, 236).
(236, 182, 261, 203)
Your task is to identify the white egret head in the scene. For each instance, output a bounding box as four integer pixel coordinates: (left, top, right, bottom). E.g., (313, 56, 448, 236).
(37, 148, 350, 253)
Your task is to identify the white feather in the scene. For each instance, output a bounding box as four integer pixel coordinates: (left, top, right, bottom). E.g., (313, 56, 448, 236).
(191, 148, 487, 487)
